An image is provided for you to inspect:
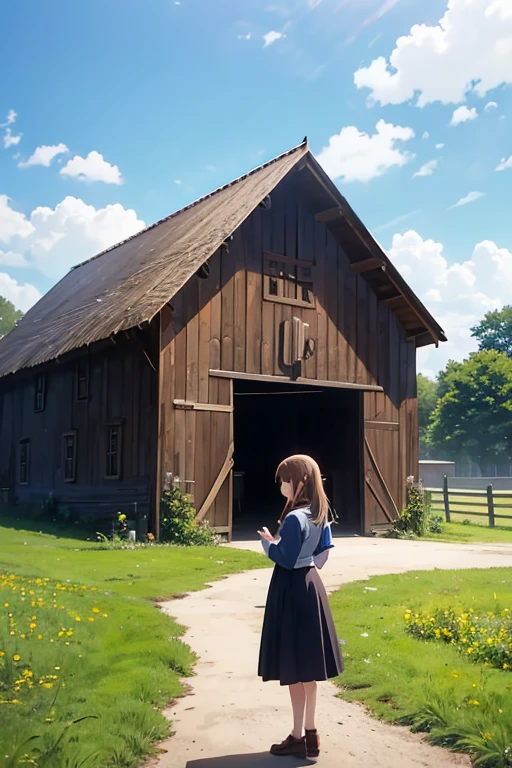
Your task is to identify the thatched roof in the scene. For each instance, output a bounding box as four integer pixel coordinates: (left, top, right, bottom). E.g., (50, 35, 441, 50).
(0, 139, 445, 379)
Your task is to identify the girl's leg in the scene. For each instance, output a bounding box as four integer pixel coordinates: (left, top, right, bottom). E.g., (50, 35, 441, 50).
(288, 683, 306, 738)
(303, 681, 318, 731)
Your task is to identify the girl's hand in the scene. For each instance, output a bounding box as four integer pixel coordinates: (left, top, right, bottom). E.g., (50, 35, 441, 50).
(258, 527, 276, 543)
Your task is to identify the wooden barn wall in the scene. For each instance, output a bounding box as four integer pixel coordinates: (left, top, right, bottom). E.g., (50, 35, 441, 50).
(0, 338, 157, 518)
(158, 173, 419, 530)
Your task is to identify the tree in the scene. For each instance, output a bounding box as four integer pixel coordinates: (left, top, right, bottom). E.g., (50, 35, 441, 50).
(428, 351, 512, 466)
(0, 296, 23, 337)
(471, 305, 512, 358)
(417, 374, 438, 459)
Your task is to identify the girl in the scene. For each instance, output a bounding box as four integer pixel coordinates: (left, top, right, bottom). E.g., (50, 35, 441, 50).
(258, 454, 343, 759)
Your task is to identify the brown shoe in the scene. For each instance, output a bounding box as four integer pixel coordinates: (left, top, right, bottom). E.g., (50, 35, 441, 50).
(270, 734, 307, 758)
(305, 729, 320, 758)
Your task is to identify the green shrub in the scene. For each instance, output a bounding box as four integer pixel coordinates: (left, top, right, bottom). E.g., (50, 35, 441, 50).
(392, 476, 428, 537)
(429, 515, 444, 534)
(159, 483, 219, 546)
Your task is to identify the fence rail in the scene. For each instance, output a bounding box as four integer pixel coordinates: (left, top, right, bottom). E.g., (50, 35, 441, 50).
(425, 475, 512, 528)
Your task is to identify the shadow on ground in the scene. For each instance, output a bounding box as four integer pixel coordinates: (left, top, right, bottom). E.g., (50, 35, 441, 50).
(186, 754, 314, 768)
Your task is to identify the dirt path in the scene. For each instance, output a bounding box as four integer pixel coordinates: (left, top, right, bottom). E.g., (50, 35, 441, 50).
(155, 538, 512, 768)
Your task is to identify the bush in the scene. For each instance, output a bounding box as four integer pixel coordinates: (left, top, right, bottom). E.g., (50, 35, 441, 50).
(429, 515, 444, 534)
(392, 476, 428, 537)
(159, 483, 219, 546)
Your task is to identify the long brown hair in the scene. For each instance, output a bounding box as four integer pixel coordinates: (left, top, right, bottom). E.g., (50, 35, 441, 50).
(275, 454, 331, 527)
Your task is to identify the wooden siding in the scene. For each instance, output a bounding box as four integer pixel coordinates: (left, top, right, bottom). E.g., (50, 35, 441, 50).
(157, 173, 419, 532)
(0, 335, 157, 519)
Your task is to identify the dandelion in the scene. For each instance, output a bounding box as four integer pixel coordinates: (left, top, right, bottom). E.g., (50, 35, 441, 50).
(13, 654, 20, 662)
(468, 700, 480, 706)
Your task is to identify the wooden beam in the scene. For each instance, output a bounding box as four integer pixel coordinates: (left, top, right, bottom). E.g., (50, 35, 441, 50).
(365, 437, 399, 517)
(173, 399, 233, 413)
(384, 295, 403, 310)
(315, 206, 344, 224)
(209, 369, 384, 392)
(364, 420, 399, 432)
(195, 442, 234, 523)
(351, 258, 384, 274)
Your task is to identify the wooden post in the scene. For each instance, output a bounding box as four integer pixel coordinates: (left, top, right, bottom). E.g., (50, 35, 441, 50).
(443, 475, 451, 523)
(487, 484, 495, 528)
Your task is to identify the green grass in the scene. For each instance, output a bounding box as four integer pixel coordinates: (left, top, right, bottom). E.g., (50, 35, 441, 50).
(425, 521, 512, 544)
(0, 519, 268, 768)
(330, 569, 512, 765)
(429, 489, 512, 528)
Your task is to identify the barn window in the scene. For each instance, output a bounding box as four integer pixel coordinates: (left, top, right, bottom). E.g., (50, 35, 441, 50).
(76, 360, 89, 401)
(19, 439, 30, 485)
(105, 424, 122, 480)
(263, 253, 315, 308)
(34, 374, 46, 412)
(63, 432, 77, 482)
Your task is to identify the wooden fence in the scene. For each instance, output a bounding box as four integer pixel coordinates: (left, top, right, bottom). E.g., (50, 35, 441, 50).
(425, 475, 512, 528)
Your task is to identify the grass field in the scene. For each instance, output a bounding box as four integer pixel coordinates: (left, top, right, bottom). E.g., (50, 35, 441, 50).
(331, 569, 512, 766)
(425, 521, 512, 544)
(428, 488, 512, 528)
(0, 518, 268, 768)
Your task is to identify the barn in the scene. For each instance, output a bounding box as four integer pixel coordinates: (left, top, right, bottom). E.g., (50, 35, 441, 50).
(0, 140, 446, 539)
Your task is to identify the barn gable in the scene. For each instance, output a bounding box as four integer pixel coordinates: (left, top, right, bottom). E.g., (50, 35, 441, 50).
(0, 140, 444, 380)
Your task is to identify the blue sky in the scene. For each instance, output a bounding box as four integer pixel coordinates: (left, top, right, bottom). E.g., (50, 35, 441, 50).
(1, 0, 511, 376)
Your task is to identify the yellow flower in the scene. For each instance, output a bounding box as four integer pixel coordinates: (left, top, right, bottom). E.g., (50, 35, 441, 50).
(20, 634, 26, 639)
(29, 623, 36, 630)
(451, 673, 460, 678)
(92, 607, 100, 614)
(88, 617, 94, 623)
(37, 634, 43, 640)
(75, 616, 81, 622)
(66, 630, 73, 637)
(3, 602, 8, 608)
(484, 733, 492, 740)
(13, 654, 21, 662)
(468, 700, 480, 706)
(0, 651, 4, 657)
(472, 683, 478, 688)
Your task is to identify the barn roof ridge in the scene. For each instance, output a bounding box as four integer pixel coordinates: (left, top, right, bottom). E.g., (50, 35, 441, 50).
(70, 138, 309, 273)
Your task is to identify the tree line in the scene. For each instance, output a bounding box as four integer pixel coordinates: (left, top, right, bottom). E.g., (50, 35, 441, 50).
(419, 306, 512, 468)
(0, 296, 23, 338)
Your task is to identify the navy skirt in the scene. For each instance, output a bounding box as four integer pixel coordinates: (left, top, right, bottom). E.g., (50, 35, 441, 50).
(258, 564, 344, 686)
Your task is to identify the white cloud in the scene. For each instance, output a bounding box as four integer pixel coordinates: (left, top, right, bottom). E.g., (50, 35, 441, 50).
(450, 190, 486, 208)
(484, 100, 498, 110)
(0, 250, 28, 267)
(436, 143, 445, 149)
(174, 179, 182, 185)
(316, 119, 415, 183)
(0, 110, 17, 128)
(0, 195, 35, 242)
(450, 105, 478, 126)
(413, 159, 438, 178)
(3, 128, 22, 149)
(422, 131, 429, 139)
(18, 143, 69, 169)
(354, 0, 512, 107)
(388, 230, 512, 374)
(496, 155, 512, 171)
(0, 273, 41, 312)
(238, 32, 251, 39)
(263, 30, 285, 47)
(308, 0, 323, 8)
(0, 194, 145, 282)
(60, 151, 123, 184)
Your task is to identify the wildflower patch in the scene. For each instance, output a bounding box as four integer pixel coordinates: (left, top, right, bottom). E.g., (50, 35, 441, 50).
(405, 601, 512, 672)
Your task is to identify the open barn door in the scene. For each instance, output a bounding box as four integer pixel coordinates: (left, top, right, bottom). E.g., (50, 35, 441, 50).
(181, 379, 234, 539)
(363, 417, 401, 533)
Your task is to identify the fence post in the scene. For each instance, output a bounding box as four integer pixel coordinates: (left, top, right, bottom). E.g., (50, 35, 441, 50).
(487, 485, 495, 528)
(443, 474, 451, 523)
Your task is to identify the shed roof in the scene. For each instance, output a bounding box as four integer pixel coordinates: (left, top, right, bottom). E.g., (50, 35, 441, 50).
(0, 139, 445, 379)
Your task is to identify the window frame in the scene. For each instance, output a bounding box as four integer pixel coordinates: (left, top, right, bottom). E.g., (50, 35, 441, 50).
(104, 422, 123, 481)
(34, 373, 46, 412)
(263, 252, 315, 309)
(19, 439, 30, 486)
(76, 360, 89, 402)
(62, 431, 77, 483)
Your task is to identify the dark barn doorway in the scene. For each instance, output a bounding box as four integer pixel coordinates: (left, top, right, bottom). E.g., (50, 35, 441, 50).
(232, 379, 362, 538)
